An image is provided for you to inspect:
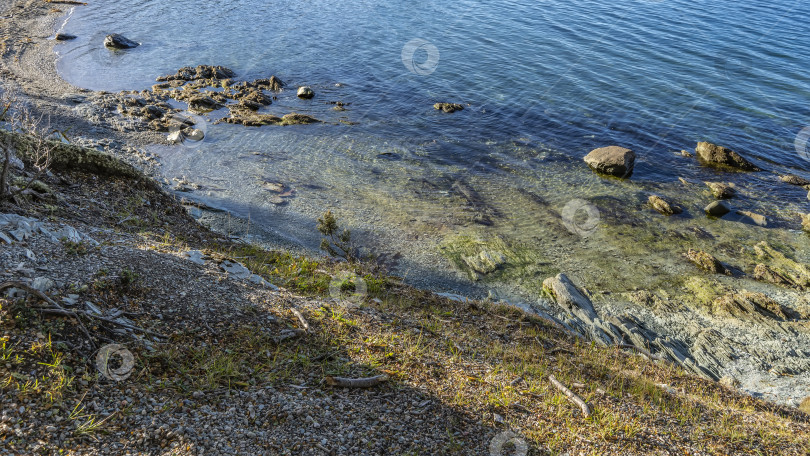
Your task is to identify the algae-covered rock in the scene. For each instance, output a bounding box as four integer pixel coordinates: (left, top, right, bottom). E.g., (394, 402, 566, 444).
(704, 181, 736, 199)
(695, 142, 760, 171)
(648, 195, 681, 216)
(704, 201, 730, 217)
(751, 241, 810, 289)
(779, 174, 810, 187)
(753, 263, 796, 288)
(297, 86, 314, 99)
(462, 250, 506, 275)
(800, 213, 810, 233)
(434, 103, 464, 113)
(683, 276, 730, 308)
(712, 290, 799, 321)
(686, 249, 729, 275)
(187, 95, 223, 112)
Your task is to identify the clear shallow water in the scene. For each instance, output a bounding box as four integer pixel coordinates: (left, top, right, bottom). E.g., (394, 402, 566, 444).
(54, 0, 810, 294)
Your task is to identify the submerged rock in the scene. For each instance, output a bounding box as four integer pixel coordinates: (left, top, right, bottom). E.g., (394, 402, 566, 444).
(648, 195, 681, 216)
(104, 34, 139, 50)
(583, 146, 635, 178)
(801, 213, 810, 233)
(753, 263, 795, 288)
(704, 201, 730, 217)
(434, 103, 464, 113)
(686, 249, 729, 275)
(779, 174, 810, 187)
(55, 33, 77, 41)
(695, 142, 760, 171)
(734, 210, 767, 227)
(462, 250, 506, 275)
(704, 181, 735, 199)
(297, 86, 314, 99)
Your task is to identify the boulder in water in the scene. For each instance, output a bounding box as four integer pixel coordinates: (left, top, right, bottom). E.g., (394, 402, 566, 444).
(695, 142, 760, 171)
(583, 146, 635, 178)
(648, 195, 681, 216)
(434, 102, 464, 113)
(104, 34, 139, 49)
(297, 86, 314, 99)
(704, 201, 730, 217)
(704, 181, 735, 199)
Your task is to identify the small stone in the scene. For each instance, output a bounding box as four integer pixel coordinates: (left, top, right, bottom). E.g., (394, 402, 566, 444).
(704, 181, 735, 199)
(167, 130, 184, 144)
(680, 149, 693, 157)
(704, 201, 731, 217)
(686, 249, 728, 275)
(31, 277, 55, 293)
(297, 86, 314, 99)
(648, 195, 681, 216)
(800, 396, 810, 414)
(718, 375, 741, 388)
(186, 129, 205, 141)
(54, 33, 77, 41)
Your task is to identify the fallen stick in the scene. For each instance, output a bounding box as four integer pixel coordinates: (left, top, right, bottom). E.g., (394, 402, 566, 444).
(616, 343, 664, 361)
(290, 308, 309, 332)
(2, 281, 95, 348)
(325, 374, 389, 388)
(549, 375, 591, 418)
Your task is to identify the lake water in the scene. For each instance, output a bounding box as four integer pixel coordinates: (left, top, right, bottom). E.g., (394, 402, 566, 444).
(54, 0, 810, 297)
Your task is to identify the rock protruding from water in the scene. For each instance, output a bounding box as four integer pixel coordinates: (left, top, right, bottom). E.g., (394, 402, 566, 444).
(801, 213, 810, 233)
(704, 201, 730, 217)
(695, 142, 760, 171)
(754, 263, 795, 288)
(297, 86, 314, 99)
(434, 103, 464, 113)
(156, 65, 235, 82)
(648, 195, 681, 216)
(779, 174, 810, 187)
(104, 34, 139, 50)
(583, 146, 635, 178)
(686, 249, 729, 275)
(704, 181, 735, 199)
(55, 33, 77, 41)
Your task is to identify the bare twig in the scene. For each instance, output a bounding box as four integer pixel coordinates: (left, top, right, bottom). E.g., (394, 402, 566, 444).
(85, 313, 167, 339)
(290, 308, 309, 333)
(549, 375, 591, 418)
(1, 281, 95, 349)
(324, 374, 389, 388)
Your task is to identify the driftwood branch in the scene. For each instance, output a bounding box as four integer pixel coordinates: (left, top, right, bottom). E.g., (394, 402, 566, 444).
(291, 308, 309, 332)
(549, 375, 591, 418)
(325, 374, 389, 388)
(616, 343, 664, 361)
(2, 281, 96, 348)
